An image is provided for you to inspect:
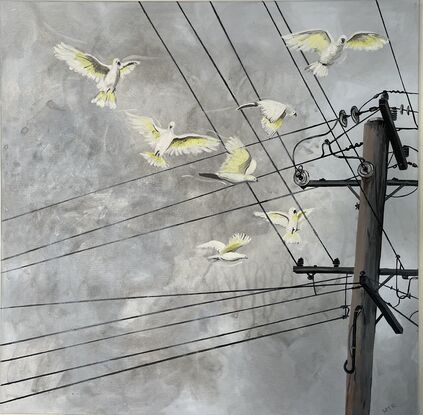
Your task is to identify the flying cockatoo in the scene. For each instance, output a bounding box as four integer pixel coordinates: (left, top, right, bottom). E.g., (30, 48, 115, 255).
(254, 207, 314, 244)
(54, 42, 140, 109)
(282, 30, 388, 77)
(127, 114, 220, 168)
(197, 233, 251, 261)
(199, 137, 257, 183)
(237, 100, 297, 135)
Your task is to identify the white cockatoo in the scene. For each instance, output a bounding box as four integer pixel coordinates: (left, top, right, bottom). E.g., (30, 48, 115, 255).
(282, 30, 388, 77)
(199, 137, 257, 183)
(54, 42, 140, 109)
(237, 99, 297, 135)
(254, 207, 314, 244)
(197, 233, 251, 261)
(127, 114, 220, 168)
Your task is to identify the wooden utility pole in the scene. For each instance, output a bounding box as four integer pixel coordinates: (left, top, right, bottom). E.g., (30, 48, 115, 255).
(291, 93, 410, 414)
(345, 119, 389, 415)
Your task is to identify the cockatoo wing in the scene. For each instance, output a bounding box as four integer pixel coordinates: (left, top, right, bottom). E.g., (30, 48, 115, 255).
(222, 233, 251, 253)
(127, 114, 166, 148)
(297, 208, 314, 223)
(54, 42, 110, 83)
(282, 30, 333, 54)
(345, 32, 388, 51)
(219, 137, 251, 174)
(245, 158, 257, 175)
(197, 240, 226, 253)
(258, 100, 287, 122)
(120, 61, 140, 79)
(253, 211, 289, 226)
(167, 134, 220, 156)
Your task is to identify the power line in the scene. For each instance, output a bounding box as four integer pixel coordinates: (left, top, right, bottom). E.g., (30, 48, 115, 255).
(0, 314, 343, 404)
(140, 2, 297, 265)
(390, 188, 417, 199)
(2, 275, 355, 309)
(387, 303, 418, 328)
(375, 0, 418, 129)
(381, 284, 418, 301)
(2, 174, 247, 262)
(1, 305, 345, 386)
(2, 119, 369, 264)
(1, 118, 339, 224)
(1, 284, 354, 361)
(269, 1, 407, 272)
(209, 2, 337, 262)
(1, 280, 355, 346)
(1, 185, 312, 275)
(176, 2, 332, 263)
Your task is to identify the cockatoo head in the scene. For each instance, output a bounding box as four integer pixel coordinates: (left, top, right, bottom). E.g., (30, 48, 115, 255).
(245, 175, 258, 182)
(288, 207, 297, 216)
(168, 121, 176, 130)
(113, 58, 122, 67)
(287, 106, 297, 117)
(338, 35, 347, 45)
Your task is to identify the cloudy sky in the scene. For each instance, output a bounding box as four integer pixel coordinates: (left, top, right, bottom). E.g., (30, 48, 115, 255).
(0, 1, 418, 414)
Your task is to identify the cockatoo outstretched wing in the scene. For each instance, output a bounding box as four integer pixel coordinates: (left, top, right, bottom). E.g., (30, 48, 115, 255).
(167, 134, 220, 156)
(126, 114, 166, 148)
(219, 137, 251, 175)
(258, 100, 287, 122)
(120, 61, 140, 79)
(223, 233, 251, 253)
(245, 158, 257, 175)
(282, 30, 333, 55)
(253, 211, 289, 226)
(197, 240, 226, 253)
(54, 42, 110, 83)
(297, 208, 314, 223)
(345, 32, 388, 51)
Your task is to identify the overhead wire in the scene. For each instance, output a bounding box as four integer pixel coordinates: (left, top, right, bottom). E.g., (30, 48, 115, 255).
(1, 186, 311, 274)
(1, 282, 356, 361)
(206, 1, 334, 262)
(269, 1, 407, 272)
(375, 0, 418, 128)
(1, 305, 346, 386)
(1, 275, 355, 309)
(0, 314, 344, 404)
(1, 116, 341, 224)
(141, 2, 299, 265)
(2, 121, 369, 264)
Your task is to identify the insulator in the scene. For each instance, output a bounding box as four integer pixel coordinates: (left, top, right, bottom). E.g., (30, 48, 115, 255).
(390, 107, 398, 121)
(357, 161, 374, 178)
(338, 109, 348, 128)
(293, 166, 310, 187)
(350, 106, 360, 124)
(399, 104, 413, 115)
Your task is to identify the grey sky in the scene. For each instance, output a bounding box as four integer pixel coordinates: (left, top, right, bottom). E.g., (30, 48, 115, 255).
(0, 1, 418, 414)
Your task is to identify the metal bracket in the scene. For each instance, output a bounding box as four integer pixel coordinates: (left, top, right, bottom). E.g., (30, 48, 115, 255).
(303, 178, 418, 188)
(293, 265, 418, 278)
(379, 92, 408, 170)
(359, 272, 403, 334)
(347, 185, 360, 200)
(385, 185, 404, 201)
